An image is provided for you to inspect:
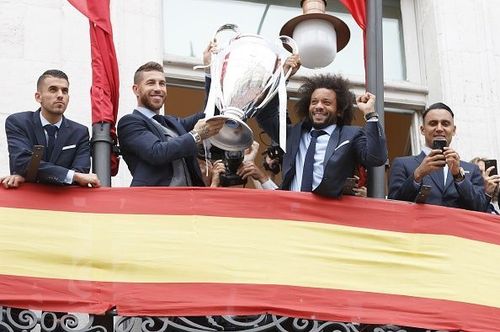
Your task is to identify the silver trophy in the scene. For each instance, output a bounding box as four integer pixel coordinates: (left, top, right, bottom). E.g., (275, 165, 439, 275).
(200, 24, 298, 151)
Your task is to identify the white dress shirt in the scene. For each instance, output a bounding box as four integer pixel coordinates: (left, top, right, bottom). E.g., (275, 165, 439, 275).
(290, 124, 336, 192)
(39, 113, 74, 184)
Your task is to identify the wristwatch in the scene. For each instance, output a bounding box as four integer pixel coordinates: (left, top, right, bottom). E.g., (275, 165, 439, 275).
(364, 111, 379, 121)
(453, 167, 466, 182)
(189, 130, 201, 144)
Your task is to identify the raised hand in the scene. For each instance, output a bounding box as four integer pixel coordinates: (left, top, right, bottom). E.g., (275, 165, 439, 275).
(356, 92, 376, 115)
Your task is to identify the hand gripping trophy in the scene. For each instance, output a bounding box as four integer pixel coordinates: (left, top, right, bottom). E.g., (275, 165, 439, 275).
(197, 24, 298, 152)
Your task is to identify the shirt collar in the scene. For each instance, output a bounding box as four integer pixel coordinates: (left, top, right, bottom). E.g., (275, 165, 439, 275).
(39, 111, 62, 128)
(308, 124, 336, 136)
(136, 106, 158, 119)
(421, 146, 432, 156)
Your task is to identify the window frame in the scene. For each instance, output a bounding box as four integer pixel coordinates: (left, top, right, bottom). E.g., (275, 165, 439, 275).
(162, 0, 428, 155)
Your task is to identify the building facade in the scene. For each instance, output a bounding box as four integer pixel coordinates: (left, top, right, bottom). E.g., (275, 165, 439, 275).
(0, 0, 498, 188)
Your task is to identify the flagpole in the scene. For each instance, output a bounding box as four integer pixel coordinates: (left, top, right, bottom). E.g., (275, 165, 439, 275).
(366, 0, 385, 198)
(92, 123, 112, 187)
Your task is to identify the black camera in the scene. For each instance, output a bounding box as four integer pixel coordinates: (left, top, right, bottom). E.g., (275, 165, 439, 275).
(220, 150, 246, 187)
(262, 145, 284, 175)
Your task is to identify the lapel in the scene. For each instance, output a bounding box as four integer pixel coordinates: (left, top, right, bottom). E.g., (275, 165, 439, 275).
(288, 123, 302, 162)
(281, 123, 303, 189)
(414, 151, 425, 164)
(323, 126, 341, 164)
(33, 110, 48, 146)
(133, 109, 165, 140)
(443, 166, 454, 193)
(429, 168, 445, 192)
(164, 115, 184, 136)
(414, 152, 444, 191)
(51, 117, 69, 162)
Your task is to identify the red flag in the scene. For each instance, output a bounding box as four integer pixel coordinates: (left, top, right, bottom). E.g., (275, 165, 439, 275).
(340, 0, 367, 73)
(67, 0, 120, 175)
(340, 0, 366, 30)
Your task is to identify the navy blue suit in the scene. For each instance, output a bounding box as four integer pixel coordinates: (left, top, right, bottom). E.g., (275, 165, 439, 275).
(256, 99, 388, 198)
(388, 152, 488, 211)
(117, 110, 205, 187)
(5, 109, 91, 185)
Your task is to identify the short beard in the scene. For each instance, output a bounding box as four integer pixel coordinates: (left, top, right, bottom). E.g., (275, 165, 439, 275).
(308, 115, 337, 129)
(140, 95, 163, 112)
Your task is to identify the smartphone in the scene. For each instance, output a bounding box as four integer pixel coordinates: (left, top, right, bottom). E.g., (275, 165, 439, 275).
(415, 185, 432, 204)
(484, 159, 498, 176)
(342, 177, 357, 195)
(432, 139, 447, 151)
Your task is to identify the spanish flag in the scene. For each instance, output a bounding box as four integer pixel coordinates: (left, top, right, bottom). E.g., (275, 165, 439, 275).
(1, 185, 500, 332)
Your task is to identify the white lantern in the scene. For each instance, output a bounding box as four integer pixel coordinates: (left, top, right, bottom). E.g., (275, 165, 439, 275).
(292, 19, 337, 69)
(280, 0, 350, 69)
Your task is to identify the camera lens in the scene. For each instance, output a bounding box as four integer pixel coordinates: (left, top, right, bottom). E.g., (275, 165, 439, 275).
(225, 150, 243, 159)
(225, 119, 240, 129)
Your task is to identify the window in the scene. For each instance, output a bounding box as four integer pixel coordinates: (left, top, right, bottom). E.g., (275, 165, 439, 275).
(163, 0, 405, 80)
(162, 0, 428, 170)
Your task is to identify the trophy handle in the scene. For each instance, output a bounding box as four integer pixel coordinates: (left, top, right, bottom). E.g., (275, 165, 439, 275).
(279, 35, 299, 80)
(193, 24, 240, 71)
(214, 23, 240, 38)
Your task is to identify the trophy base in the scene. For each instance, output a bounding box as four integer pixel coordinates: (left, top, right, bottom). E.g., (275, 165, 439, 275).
(206, 115, 253, 151)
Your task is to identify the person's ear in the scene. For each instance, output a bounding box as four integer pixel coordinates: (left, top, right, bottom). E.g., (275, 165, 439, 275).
(132, 84, 139, 97)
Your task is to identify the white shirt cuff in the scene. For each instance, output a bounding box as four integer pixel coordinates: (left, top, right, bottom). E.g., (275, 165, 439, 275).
(261, 179, 278, 190)
(65, 170, 75, 184)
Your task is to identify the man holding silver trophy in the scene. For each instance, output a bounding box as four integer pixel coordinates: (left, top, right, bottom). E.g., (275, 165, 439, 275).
(118, 62, 225, 187)
(202, 24, 387, 196)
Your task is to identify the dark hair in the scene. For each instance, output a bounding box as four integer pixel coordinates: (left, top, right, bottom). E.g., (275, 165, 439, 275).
(295, 74, 355, 126)
(197, 144, 225, 161)
(134, 61, 164, 84)
(470, 157, 487, 165)
(422, 102, 454, 120)
(36, 69, 69, 90)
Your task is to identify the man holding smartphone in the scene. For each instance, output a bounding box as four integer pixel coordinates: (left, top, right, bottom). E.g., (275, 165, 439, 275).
(471, 157, 500, 214)
(388, 102, 488, 211)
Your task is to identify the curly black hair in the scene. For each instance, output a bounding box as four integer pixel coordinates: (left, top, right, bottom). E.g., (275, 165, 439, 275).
(295, 74, 355, 126)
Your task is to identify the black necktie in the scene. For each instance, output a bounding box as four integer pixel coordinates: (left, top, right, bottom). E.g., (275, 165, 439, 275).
(153, 114, 167, 127)
(301, 130, 327, 192)
(44, 124, 58, 160)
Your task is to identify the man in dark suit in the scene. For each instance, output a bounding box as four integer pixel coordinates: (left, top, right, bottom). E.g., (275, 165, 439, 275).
(1, 69, 101, 189)
(388, 102, 487, 211)
(117, 62, 224, 187)
(256, 74, 387, 198)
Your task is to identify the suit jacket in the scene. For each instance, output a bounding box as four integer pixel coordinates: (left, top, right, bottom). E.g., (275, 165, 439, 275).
(5, 109, 91, 184)
(117, 110, 205, 187)
(256, 99, 388, 198)
(388, 152, 488, 211)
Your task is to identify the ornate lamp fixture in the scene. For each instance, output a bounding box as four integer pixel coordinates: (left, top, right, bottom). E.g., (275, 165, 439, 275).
(280, 0, 350, 68)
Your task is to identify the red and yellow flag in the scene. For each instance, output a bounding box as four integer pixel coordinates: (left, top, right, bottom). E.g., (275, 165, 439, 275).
(1, 185, 500, 331)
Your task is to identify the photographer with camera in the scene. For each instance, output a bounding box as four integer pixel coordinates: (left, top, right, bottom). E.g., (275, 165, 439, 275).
(471, 157, 500, 214)
(261, 142, 284, 178)
(388, 102, 487, 211)
(198, 142, 277, 189)
(237, 141, 278, 190)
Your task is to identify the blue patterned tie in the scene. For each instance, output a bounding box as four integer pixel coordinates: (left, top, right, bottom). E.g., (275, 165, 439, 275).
(301, 130, 326, 192)
(44, 124, 58, 160)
